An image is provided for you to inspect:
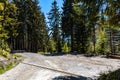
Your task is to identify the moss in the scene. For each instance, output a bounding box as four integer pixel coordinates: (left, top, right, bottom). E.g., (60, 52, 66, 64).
(98, 69, 120, 80)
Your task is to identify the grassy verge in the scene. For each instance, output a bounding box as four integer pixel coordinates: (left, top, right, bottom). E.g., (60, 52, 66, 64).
(0, 53, 22, 74)
(38, 52, 49, 54)
(13, 53, 22, 58)
(0, 63, 14, 74)
(98, 69, 120, 80)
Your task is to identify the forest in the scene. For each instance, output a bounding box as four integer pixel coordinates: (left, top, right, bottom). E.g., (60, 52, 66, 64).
(0, 0, 120, 56)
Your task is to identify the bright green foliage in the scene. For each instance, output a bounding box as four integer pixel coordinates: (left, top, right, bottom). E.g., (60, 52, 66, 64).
(0, 0, 119, 55)
(0, 0, 18, 54)
(96, 28, 108, 55)
(87, 42, 94, 54)
(0, 2, 4, 10)
(2, 49, 10, 58)
(0, 63, 14, 74)
(13, 53, 22, 58)
(62, 42, 69, 53)
(47, 39, 56, 52)
(0, 47, 10, 58)
(0, 1, 8, 47)
(0, 40, 9, 51)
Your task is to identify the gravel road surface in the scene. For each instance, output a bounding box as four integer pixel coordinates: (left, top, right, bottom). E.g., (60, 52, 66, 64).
(0, 53, 120, 80)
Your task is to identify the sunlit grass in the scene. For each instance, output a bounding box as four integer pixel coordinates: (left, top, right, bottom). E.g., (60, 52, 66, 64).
(0, 63, 14, 74)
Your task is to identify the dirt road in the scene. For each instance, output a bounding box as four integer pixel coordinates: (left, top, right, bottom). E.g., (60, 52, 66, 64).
(0, 53, 120, 80)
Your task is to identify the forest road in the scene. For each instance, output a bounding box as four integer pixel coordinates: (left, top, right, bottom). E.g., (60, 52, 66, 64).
(0, 53, 120, 80)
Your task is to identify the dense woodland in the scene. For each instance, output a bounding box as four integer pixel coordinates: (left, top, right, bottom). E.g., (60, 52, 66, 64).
(0, 0, 120, 55)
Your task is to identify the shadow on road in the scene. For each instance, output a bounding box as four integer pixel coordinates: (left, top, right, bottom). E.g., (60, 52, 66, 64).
(43, 52, 68, 56)
(52, 76, 91, 80)
(43, 52, 96, 57)
(43, 52, 79, 56)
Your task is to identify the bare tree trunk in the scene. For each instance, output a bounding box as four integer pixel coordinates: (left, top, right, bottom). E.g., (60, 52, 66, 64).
(93, 26, 96, 54)
(70, 18, 74, 52)
(110, 29, 113, 55)
(71, 25, 74, 52)
(24, 20, 28, 51)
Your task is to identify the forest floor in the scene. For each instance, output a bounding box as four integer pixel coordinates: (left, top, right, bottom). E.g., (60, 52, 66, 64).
(0, 53, 120, 80)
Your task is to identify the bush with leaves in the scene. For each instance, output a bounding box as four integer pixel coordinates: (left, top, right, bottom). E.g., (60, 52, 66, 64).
(0, 0, 17, 57)
(98, 69, 120, 80)
(62, 42, 69, 53)
(87, 42, 94, 54)
(47, 39, 56, 53)
(96, 28, 108, 55)
(0, 40, 10, 58)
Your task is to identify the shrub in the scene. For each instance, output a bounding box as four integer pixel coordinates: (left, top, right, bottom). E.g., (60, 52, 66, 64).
(38, 51, 46, 54)
(47, 39, 56, 52)
(0, 63, 14, 74)
(0, 39, 10, 58)
(13, 53, 22, 58)
(2, 50, 10, 58)
(96, 28, 108, 55)
(98, 69, 120, 80)
(0, 48, 3, 55)
(62, 42, 70, 53)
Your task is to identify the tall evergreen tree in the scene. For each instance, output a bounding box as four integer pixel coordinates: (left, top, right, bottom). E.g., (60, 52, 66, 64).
(70, 0, 101, 53)
(37, 13, 49, 52)
(48, 0, 61, 52)
(105, 0, 120, 27)
(96, 0, 120, 54)
(61, 0, 75, 52)
(13, 0, 48, 52)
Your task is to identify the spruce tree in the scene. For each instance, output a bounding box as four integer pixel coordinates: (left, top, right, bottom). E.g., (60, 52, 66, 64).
(48, 0, 61, 52)
(71, 0, 101, 53)
(13, 0, 48, 52)
(105, 0, 120, 27)
(61, 0, 75, 52)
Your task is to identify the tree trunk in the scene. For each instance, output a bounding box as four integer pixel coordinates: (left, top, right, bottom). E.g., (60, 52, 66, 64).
(93, 26, 96, 54)
(110, 29, 113, 54)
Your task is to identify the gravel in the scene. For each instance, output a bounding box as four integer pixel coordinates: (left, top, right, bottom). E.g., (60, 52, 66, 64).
(0, 53, 120, 80)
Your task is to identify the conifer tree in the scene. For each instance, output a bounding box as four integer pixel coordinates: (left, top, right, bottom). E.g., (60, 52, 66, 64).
(0, 0, 18, 51)
(13, 0, 48, 52)
(48, 0, 61, 52)
(61, 0, 75, 52)
(70, 0, 102, 53)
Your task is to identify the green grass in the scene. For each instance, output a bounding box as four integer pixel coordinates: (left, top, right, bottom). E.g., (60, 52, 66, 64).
(13, 53, 22, 58)
(0, 53, 22, 74)
(98, 69, 120, 80)
(0, 63, 14, 74)
(38, 51, 48, 54)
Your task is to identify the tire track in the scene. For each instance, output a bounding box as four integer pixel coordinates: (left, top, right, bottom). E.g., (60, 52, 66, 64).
(21, 62, 92, 80)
